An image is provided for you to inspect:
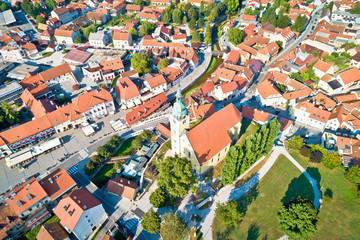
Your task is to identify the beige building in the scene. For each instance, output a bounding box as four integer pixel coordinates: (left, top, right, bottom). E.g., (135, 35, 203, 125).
(170, 90, 242, 174)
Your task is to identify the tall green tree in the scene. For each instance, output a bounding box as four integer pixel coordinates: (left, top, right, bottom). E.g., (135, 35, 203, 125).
(191, 30, 201, 42)
(258, 125, 269, 155)
(221, 146, 241, 185)
(288, 136, 303, 150)
(150, 187, 168, 208)
(162, 9, 172, 23)
(208, 7, 219, 22)
(291, 15, 306, 33)
(264, 118, 281, 153)
(158, 58, 170, 72)
(277, 198, 318, 239)
(141, 209, 161, 234)
(345, 166, 360, 187)
(261, 7, 276, 25)
(160, 212, 189, 240)
(0, 2, 9, 12)
(172, 8, 183, 24)
(276, 14, 290, 28)
(187, 7, 197, 20)
(226, 0, 239, 13)
(189, 18, 196, 29)
(157, 156, 195, 198)
(129, 27, 138, 40)
(215, 201, 243, 227)
(227, 28, 244, 46)
(131, 53, 151, 74)
(1, 102, 18, 126)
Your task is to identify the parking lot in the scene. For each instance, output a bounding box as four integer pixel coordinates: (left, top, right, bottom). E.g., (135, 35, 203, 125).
(87, 49, 127, 63)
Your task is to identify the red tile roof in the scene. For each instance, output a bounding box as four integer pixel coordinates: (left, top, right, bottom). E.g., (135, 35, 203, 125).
(36, 222, 69, 240)
(146, 74, 167, 89)
(186, 103, 242, 165)
(156, 122, 171, 138)
(106, 176, 138, 200)
(257, 80, 281, 99)
(0, 204, 22, 239)
(115, 77, 140, 101)
(124, 92, 167, 125)
(339, 68, 360, 85)
(242, 105, 271, 123)
(4, 177, 48, 215)
(189, 103, 215, 120)
(39, 168, 76, 200)
(54, 188, 101, 231)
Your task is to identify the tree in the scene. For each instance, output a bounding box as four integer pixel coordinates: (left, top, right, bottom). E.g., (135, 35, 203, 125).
(276, 14, 290, 28)
(198, 18, 205, 28)
(199, 1, 205, 16)
(227, 28, 244, 46)
(188, 7, 197, 20)
(291, 15, 306, 33)
(182, 16, 188, 24)
(74, 34, 86, 43)
(1, 102, 19, 126)
(158, 58, 170, 72)
(208, 7, 219, 22)
(277, 197, 318, 239)
(226, 0, 239, 13)
(191, 31, 201, 42)
(275, 40, 283, 50)
(46, 0, 57, 9)
(215, 201, 243, 227)
(310, 150, 323, 163)
(132, 137, 142, 149)
(162, 9, 171, 23)
(150, 187, 168, 208)
(139, 22, 155, 37)
(188, 18, 196, 29)
(157, 156, 195, 198)
(84, 161, 96, 175)
(96, 145, 112, 159)
(114, 160, 123, 171)
(36, 15, 45, 24)
(0, 2, 8, 12)
(160, 212, 189, 240)
(140, 129, 152, 141)
(322, 152, 341, 169)
(350, 2, 360, 14)
(221, 146, 242, 185)
(172, 8, 183, 24)
(261, 7, 276, 25)
(129, 27, 138, 40)
(91, 154, 103, 167)
(345, 166, 360, 187)
(264, 118, 281, 153)
(184, 2, 192, 12)
(131, 53, 150, 74)
(141, 209, 161, 234)
(288, 136, 303, 150)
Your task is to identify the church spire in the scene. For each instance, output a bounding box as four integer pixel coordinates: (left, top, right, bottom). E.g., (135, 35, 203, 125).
(172, 89, 189, 120)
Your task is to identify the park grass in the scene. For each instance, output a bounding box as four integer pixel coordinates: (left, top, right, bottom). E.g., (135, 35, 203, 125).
(212, 155, 315, 240)
(236, 119, 259, 146)
(206, 57, 217, 73)
(156, 140, 171, 161)
(113, 137, 136, 157)
(21, 215, 59, 240)
(41, 52, 53, 58)
(288, 147, 360, 240)
(91, 163, 115, 188)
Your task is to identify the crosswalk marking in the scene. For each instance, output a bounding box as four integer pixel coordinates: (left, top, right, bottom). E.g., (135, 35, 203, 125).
(78, 149, 89, 160)
(67, 163, 79, 175)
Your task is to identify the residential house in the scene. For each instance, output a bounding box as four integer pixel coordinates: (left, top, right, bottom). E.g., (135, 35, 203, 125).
(54, 29, 78, 45)
(313, 59, 334, 78)
(106, 176, 139, 200)
(351, 51, 360, 67)
(115, 77, 141, 108)
(40, 29, 55, 41)
(113, 32, 132, 48)
(126, 4, 142, 13)
(137, 7, 162, 23)
(172, 33, 187, 43)
(0, 204, 23, 240)
(36, 222, 70, 240)
(89, 31, 111, 47)
(213, 78, 249, 101)
(0, 46, 27, 61)
(51, 7, 78, 24)
(54, 188, 107, 240)
(337, 67, 360, 89)
(21, 43, 38, 58)
(143, 74, 168, 98)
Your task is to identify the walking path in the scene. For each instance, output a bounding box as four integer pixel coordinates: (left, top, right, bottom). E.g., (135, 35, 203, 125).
(177, 145, 321, 240)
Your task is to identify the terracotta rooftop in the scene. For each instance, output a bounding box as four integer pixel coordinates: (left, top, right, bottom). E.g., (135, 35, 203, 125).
(115, 77, 140, 101)
(339, 68, 360, 86)
(189, 103, 215, 120)
(186, 103, 242, 165)
(0, 204, 22, 239)
(106, 176, 138, 200)
(4, 177, 48, 216)
(54, 188, 101, 232)
(39, 168, 76, 200)
(36, 222, 69, 240)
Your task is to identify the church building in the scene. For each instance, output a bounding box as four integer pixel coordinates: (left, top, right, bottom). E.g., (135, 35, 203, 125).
(170, 89, 242, 174)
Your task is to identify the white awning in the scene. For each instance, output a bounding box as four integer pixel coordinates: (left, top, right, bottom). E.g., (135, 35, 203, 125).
(82, 125, 95, 136)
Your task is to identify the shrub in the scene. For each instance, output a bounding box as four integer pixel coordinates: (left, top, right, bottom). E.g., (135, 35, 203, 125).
(310, 150, 323, 163)
(91, 154, 103, 167)
(322, 152, 341, 169)
(215, 201, 243, 228)
(300, 146, 311, 158)
(344, 166, 360, 187)
(288, 136, 303, 150)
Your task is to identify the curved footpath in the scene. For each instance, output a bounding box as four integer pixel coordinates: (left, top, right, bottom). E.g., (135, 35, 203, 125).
(176, 145, 321, 240)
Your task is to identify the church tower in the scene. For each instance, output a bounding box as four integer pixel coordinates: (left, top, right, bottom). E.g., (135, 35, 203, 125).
(170, 89, 190, 155)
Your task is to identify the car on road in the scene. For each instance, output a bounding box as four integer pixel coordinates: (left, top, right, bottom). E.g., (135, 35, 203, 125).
(307, 34, 310, 37)
(311, 20, 313, 23)
(311, 26, 315, 30)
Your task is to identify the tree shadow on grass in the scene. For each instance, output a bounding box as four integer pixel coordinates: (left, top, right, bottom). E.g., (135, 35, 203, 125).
(307, 167, 321, 190)
(324, 188, 333, 199)
(247, 222, 260, 240)
(281, 173, 315, 205)
(236, 182, 260, 216)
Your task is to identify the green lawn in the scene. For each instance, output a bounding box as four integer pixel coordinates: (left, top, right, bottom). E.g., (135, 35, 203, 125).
(41, 52, 53, 57)
(206, 57, 217, 73)
(113, 137, 136, 157)
(91, 163, 115, 188)
(288, 148, 360, 240)
(156, 140, 171, 161)
(212, 155, 314, 240)
(21, 215, 59, 240)
(236, 119, 259, 146)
